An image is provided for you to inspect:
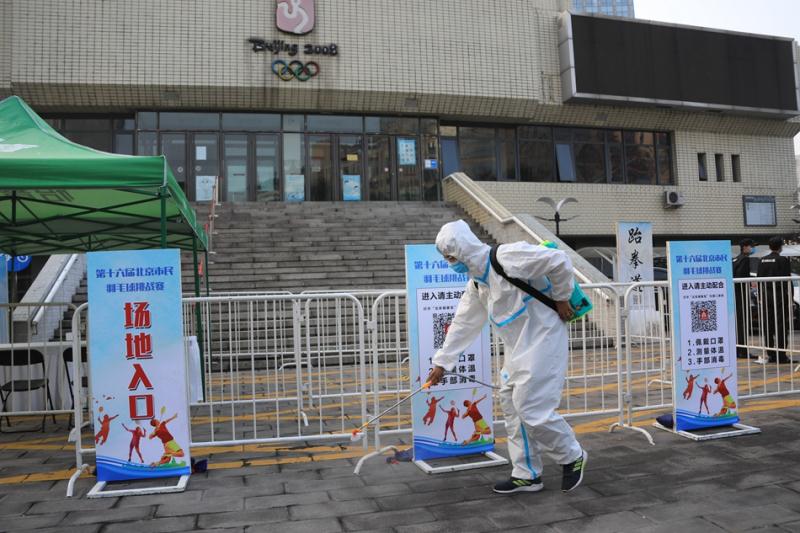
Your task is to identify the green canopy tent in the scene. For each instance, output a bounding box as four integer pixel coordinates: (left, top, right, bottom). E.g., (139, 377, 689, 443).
(0, 95, 209, 386)
(0, 96, 207, 255)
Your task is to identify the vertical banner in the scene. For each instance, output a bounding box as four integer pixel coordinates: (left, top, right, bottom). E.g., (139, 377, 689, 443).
(87, 249, 191, 481)
(616, 222, 654, 293)
(668, 241, 739, 431)
(406, 245, 494, 461)
(617, 222, 656, 335)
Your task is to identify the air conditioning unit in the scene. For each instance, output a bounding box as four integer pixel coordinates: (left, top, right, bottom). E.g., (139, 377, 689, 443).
(664, 190, 685, 208)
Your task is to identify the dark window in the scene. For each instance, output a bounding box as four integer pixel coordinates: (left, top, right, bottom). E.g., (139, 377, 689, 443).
(698, 153, 708, 181)
(222, 113, 281, 131)
(715, 153, 725, 182)
(459, 127, 497, 181)
(497, 128, 517, 181)
(625, 145, 656, 184)
(365, 117, 419, 134)
(732, 154, 741, 182)
(137, 112, 157, 130)
(114, 133, 134, 155)
(159, 112, 219, 131)
(519, 139, 554, 182)
(574, 129, 605, 183)
(624, 131, 656, 184)
(283, 114, 304, 132)
(307, 115, 363, 133)
(137, 132, 158, 156)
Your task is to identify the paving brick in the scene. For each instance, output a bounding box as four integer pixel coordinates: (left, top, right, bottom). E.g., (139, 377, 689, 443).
(247, 518, 343, 533)
(34, 526, 103, 533)
(551, 510, 655, 533)
(704, 503, 800, 531)
(289, 499, 379, 520)
(156, 497, 243, 517)
(285, 476, 365, 494)
(0, 513, 66, 530)
(245, 490, 329, 510)
(102, 516, 198, 533)
(428, 496, 523, 521)
(638, 517, 727, 533)
(328, 483, 411, 501)
(27, 496, 118, 514)
(341, 509, 437, 531)
(394, 516, 496, 533)
(116, 490, 203, 508)
(568, 491, 665, 516)
(488, 503, 585, 528)
(197, 508, 289, 529)
(60, 505, 154, 525)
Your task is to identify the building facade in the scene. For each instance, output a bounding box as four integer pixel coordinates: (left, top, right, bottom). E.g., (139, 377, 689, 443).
(1, 0, 799, 248)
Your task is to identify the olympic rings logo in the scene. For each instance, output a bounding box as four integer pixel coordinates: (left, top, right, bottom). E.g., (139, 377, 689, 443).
(271, 59, 319, 81)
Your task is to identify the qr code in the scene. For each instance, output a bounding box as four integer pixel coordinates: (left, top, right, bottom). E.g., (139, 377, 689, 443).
(690, 300, 717, 332)
(433, 312, 454, 349)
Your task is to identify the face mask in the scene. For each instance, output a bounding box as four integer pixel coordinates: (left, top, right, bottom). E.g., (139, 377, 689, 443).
(449, 261, 469, 274)
(750, 247, 757, 254)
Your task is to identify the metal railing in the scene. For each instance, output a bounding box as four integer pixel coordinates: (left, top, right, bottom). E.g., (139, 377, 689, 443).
(64, 278, 800, 496)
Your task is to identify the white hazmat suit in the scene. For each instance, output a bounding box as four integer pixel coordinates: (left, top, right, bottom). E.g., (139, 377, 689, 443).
(432, 220, 582, 481)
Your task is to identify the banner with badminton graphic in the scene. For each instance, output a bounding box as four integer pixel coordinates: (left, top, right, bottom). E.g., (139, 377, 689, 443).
(87, 249, 191, 481)
(667, 240, 739, 431)
(405, 244, 494, 460)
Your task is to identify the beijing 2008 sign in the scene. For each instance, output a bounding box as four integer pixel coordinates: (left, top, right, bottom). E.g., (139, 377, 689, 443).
(247, 0, 339, 82)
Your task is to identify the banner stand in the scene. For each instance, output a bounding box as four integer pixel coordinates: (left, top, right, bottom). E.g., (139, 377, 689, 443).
(663, 240, 761, 442)
(414, 451, 507, 475)
(653, 422, 760, 442)
(86, 474, 189, 499)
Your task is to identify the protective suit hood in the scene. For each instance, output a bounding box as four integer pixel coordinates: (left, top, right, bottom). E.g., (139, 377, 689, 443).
(436, 220, 490, 281)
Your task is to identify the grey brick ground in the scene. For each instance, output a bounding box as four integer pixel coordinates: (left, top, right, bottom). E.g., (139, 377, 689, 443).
(5, 406, 800, 531)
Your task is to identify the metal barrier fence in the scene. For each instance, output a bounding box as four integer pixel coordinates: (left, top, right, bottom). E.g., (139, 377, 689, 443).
(614, 277, 800, 442)
(63, 277, 800, 495)
(0, 302, 79, 431)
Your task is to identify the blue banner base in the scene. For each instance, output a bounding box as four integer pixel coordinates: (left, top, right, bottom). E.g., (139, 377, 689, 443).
(96, 455, 191, 482)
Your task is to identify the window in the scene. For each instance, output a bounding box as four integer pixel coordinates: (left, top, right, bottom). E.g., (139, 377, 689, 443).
(573, 129, 605, 183)
(715, 153, 725, 182)
(307, 115, 363, 133)
(222, 113, 280, 131)
(555, 143, 576, 182)
(698, 153, 708, 181)
(743, 196, 776, 226)
(731, 154, 741, 182)
(459, 127, 496, 180)
(624, 131, 656, 184)
(519, 126, 554, 182)
(159, 112, 219, 131)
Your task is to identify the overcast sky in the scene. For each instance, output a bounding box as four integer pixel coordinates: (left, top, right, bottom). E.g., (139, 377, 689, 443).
(634, 0, 800, 155)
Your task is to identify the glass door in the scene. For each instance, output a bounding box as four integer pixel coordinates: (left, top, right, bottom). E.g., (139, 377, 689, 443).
(338, 135, 363, 201)
(255, 134, 280, 201)
(161, 133, 187, 194)
(396, 136, 421, 200)
(192, 133, 219, 202)
(307, 135, 333, 201)
(367, 135, 391, 201)
(223, 134, 249, 202)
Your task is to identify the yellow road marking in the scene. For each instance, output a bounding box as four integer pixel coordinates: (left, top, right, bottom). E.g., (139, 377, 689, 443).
(2, 396, 798, 486)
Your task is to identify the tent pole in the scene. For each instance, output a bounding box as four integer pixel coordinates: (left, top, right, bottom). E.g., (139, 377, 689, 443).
(159, 187, 167, 248)
(192, 235, 206, 401)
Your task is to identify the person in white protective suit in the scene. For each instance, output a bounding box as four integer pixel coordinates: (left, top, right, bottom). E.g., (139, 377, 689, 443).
(427, 220, 587, 494)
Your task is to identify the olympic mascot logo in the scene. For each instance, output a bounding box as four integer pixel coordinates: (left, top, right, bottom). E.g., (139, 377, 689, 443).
(276, 0, 315, 35)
